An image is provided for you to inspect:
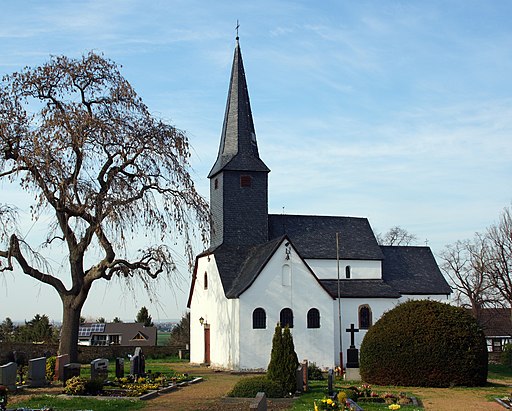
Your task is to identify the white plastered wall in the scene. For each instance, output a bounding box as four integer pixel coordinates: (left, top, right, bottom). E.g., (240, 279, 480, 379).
(189, 255, 240, 369)
(308, 259, 382, 280)
(238, 242, 335, 370)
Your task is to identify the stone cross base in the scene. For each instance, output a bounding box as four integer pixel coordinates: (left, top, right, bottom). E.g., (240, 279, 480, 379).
(345, 367, 361, 381)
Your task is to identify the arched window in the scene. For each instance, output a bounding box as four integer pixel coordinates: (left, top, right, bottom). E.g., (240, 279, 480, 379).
(204, 271, 208, 290)
(280, 308, 294, 328)
(359, 305, 372, 329)
(345, 265, 351, 279)
(307, 308, 320, 328)
(282, 264, 291, 286)
(252, 308, 266, 329)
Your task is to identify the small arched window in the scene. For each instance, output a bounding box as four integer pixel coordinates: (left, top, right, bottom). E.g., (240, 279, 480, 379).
(307, 308, 320, 328)
(253, 308, 266, 329)
(204, 271, 208, 290)
(359, 305, 372, 329)
(345, 265, 351, 279)
(280, 308, 294, 328)
(282, 264, 291, 286)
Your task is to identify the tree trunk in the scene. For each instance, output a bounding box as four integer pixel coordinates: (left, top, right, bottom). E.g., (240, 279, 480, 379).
(58, 295, 85, 363)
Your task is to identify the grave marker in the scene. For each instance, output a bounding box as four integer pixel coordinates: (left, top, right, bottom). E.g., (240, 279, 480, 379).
(0, 363, 17, 390)
(90, 358, 109, 381)
(115, 357, 125, 378)
(130, 347, 145, 378)
(28, 357, 47, 387)
(55, 354, 70, 381)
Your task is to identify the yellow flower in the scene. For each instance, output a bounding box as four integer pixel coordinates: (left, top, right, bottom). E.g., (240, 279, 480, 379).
(388, 404, 401, 410)
(314, 401, 319, 411)
(326, 398, 334, 405)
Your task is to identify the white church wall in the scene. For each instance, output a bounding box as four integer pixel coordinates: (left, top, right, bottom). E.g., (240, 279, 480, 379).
(238, 242, 335, 370)
(189, 255, 240, 369)
(308, 259, 382, 280)
(332, 298, 397, 367)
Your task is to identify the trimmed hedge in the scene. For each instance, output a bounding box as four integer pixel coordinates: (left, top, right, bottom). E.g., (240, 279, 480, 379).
(227, 376, 286, 398)
(360, 300, 488, 387)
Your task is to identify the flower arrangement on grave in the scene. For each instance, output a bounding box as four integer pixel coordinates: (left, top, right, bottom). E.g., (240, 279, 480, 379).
(314, 397, 353, 410)
(388, 404, 401, 410)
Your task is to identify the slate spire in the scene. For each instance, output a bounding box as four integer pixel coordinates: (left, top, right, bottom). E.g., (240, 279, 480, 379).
(208, 38, 270, 249)
(208, 38, 269, 178)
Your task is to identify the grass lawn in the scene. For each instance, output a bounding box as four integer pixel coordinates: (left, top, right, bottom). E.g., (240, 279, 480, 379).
(157, 331, 171, 346)
(488, 363, 512, 380)
(14, 395, 145, 411)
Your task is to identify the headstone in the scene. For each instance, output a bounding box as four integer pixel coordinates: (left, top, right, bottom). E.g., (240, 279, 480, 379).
(115, 358, 124, 379)
(0, 362, 17, 391)
(250, 392, 267, 411)
(295, 364, 303, 393)
(130, 347, 145, 377)
(55, 354, 70, 381)
(63, 363, 81, 383)
(90, 358, 109, 381)
(346, 324, 360, 368)
(327, 368, 334, 397)
(302, 360, 309, 392)
(28, 357, 47, 387)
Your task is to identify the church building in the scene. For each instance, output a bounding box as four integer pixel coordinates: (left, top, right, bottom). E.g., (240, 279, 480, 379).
(187, 38, 451, 371)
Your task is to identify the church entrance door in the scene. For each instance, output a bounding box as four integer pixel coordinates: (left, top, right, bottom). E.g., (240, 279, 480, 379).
(204, 325, 210, 364)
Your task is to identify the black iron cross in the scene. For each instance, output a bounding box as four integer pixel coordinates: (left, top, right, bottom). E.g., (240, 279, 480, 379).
(236, 20, 240, 39)
(346, 323, 359, 348)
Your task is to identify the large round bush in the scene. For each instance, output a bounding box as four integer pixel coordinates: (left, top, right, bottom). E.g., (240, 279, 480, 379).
(359, 300, 487, 387)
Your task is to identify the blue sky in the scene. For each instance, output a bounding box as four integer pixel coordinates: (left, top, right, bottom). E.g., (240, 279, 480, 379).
(1, 1, 511, 322)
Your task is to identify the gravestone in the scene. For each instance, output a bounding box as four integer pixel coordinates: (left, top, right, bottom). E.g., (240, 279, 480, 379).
(130, 347, 145, 377)
(295, 364, 304, 393)
(63, 363, 81, 383)
(55, 354, 70, 381)
(249, 392, 267, 411)
(345, 323, 361, 381)
(90, 358, 109, 381)
(0, 362, 17, 390)
(327, 368, 334, 397)
(28, 357, 47, 387)
(115, 357, 125, 379)
(302, 360, 309, 392)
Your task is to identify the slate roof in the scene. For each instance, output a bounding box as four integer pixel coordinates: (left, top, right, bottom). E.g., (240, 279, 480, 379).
(208, 39, 269, 178)
(380, 246, 452, 295)
(268, 214, 383, 260)
(320, 279, 401, 298)
(210, 237, 284, 298)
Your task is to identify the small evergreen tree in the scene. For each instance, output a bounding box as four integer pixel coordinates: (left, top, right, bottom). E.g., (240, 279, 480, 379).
(282, 326, 299, 393)
(267, 323, 284, 384)
(135, 306, 154, 327)
(267, 323, 299, 394)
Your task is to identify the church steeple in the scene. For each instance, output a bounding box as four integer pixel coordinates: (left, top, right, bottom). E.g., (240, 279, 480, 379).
(208, 38, 270, 249)
(208, 38, 269, 178)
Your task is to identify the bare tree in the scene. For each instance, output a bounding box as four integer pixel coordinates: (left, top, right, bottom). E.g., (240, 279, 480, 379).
(439, 235, 497, 319)
(376, 226, 418, 246)
(487, 206, 512, 318)
(0, 52, 209, 361)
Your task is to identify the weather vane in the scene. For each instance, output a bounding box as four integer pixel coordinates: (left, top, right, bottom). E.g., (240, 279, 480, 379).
(236, 20, 240, 40)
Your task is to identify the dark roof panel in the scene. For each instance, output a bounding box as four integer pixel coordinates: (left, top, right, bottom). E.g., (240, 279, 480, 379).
(381, 246, 452, 295)
(320, 279, 401, 298)
(211, 237, 283, 299)
(268, 214, 383, 260)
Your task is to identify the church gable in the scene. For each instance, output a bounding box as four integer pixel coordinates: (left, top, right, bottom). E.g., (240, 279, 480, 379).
(268, 214, 383, 260)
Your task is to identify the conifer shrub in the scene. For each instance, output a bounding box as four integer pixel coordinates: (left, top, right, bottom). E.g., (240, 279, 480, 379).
(360, 299, 488, 387)
(227, 376, 285, 398)
(267, 323, 299, 394)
